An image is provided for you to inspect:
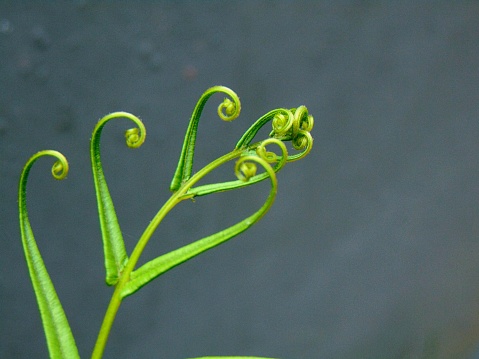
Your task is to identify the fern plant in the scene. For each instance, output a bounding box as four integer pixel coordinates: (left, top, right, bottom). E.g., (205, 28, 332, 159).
(18, 86, 314, 359)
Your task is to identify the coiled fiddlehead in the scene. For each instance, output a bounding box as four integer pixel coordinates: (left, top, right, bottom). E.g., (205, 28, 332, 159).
(274, 106, 314, 161)
(170, 86, 241, 192)
(236, 105, 314, 162)
(19, 151, 80, 359)
(90, 112, 146, 286)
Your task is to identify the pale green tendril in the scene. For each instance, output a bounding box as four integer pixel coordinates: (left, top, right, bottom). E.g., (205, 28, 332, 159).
(19, 86, 313, 359)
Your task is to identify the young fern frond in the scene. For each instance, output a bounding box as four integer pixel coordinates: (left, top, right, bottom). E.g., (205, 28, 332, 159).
(19, 151, 80, 359)
(19, 86, 314, 359)
(90, 112, 146, 286)
(236, 106, 314, 162)
(170, 85, 241, 192)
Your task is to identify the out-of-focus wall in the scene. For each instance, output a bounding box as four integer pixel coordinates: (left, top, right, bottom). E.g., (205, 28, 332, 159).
(1, 2, 479, 358)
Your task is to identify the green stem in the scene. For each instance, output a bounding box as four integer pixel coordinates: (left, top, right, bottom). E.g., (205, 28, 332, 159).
(91, 148, 244, 358)
(90, 192, 182, 359)
(90, 284, 122, 359)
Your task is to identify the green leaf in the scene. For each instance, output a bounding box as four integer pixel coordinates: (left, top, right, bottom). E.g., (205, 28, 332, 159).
(19, 150, 80, 359)
(91, 112, 146, 285)
(170, 86, 241, 192)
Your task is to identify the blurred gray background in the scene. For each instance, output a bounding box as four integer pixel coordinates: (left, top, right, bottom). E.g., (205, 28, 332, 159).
(1, 2, 479, 358)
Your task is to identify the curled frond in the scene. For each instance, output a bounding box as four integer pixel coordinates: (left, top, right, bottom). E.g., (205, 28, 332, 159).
(19, 150, 80, 359)
(270, 106, 314, 162)
(218, 97, 240, 121)
(20, 150, 69, 208)
(278, 106, 314, 161)
(236, 105, 314, 163)
(255, 138, 288, 166)
(170, 86, 241, 192)
(235, 108, 292, 150)
(92, 111, 146, 150)
(50, 157, 69, 180)
(270, 106, 313, 139)
(271, 110, 294, 138)
(125, 127, 143, 148)
(235, 158, 257, 182)
(91, 111, 146, 286)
